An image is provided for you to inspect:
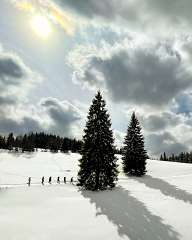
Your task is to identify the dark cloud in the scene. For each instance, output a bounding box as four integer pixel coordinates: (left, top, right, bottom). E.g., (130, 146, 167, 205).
(146, 0, 192, 25)
(146, 132, 188, 156)
(0, 97, 82, 137)
(0, 96, 15, 106)
(0, 116, 41, 135)
(41, 97, 82, 137)
(70, 43, 192, 107)
(0, 49, 41, 106)
(0, 45, 82, 138)
(0, 57, 24, 84)
(55, 0, 148, 27)
(141, 112, 180, 132)
(56, 0, 127, 19)
(142, 115, 167, 132)
(0, 46, 44, 135)
(55, 0, 192, 32)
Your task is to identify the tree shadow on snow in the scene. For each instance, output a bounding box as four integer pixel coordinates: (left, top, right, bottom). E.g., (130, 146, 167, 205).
(134, 175, 192, 204)
(81, 187, 180, 240)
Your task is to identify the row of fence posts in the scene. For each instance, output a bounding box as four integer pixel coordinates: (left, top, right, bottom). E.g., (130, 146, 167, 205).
(27, 176, 74, 186)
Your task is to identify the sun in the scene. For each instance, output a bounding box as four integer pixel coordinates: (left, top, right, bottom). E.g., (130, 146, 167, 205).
(31, 15, 52, 39)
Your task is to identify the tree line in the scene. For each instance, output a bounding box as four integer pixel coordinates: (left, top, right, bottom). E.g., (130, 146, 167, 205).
(160, 151, 192, 164)
(0, 132, 82, 153)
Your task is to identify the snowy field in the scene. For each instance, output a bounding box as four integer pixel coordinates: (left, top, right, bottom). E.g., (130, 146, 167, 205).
(0, 150, 192, 240)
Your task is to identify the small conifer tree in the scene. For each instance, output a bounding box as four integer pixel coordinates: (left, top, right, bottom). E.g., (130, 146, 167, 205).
(122, 112, 147, 176)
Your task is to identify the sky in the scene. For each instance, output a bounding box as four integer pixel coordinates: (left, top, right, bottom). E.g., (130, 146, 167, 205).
(1, 0, 192, 157)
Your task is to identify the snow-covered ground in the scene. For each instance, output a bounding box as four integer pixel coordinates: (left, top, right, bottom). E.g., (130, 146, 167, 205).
(0, 150, 192, 240)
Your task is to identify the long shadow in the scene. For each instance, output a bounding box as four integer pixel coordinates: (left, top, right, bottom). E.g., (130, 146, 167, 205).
(134, 175, 192, 204)
(81, 187, 180, 240)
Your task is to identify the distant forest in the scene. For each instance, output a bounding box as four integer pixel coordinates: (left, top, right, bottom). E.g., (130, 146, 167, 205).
(160, 152, 192, 164)
(0, 132, 82, 153)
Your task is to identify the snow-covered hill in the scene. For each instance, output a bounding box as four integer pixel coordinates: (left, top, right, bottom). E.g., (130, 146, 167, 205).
(0, 150, 192, 240)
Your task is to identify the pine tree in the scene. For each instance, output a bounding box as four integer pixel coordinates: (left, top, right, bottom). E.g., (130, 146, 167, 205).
(50, 139, 59, 152)
(180, 152, 185, 162)
(22, 134, 34, 152)
(0, 135, 6, 149)
(171, 153, 175, 162)
(122, 112, 147, 176)
(77, 91, 118, 191)
(7, 133, 14, 150)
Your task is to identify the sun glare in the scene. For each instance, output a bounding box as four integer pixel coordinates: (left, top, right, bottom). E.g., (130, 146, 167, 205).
(31, 15, 52, 39)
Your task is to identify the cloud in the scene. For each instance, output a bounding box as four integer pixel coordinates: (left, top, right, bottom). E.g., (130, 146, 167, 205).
(0, 45, 43, 135)
(0, 97, 83, 138)
(40, 97, 82, 137)
(68, 41, 192, 108)
(53, 0, 192, 35)
(0, 46, 42, 105)
(56, 0, 134, 20)
(0, 57, 24, 81)
(141, 112, 181, 132)
(146, 132, 188, 157)
(0, 44, 82, 138)
(0, 97, 15, 106)
(145, 0, 192, 26)
(0, 116, 42, 135)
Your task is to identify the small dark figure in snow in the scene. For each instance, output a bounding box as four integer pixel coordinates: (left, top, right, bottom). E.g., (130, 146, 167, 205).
(48, 176, 52, 184)
(70, 177, 73, 184)
(28, 177, 31, 186)
(41, 176, 44, 185)
(57, 176, 60, 184)
(64, 177, 66, 184)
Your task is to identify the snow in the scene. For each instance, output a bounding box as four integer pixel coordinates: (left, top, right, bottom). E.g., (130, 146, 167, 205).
(0, 150, 192, 240)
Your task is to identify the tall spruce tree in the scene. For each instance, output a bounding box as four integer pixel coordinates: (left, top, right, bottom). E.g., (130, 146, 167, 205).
(122, 112, 147, 176)
(78, 91, 118, 191)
